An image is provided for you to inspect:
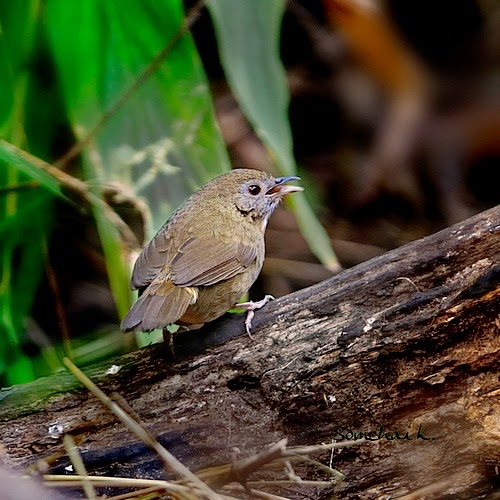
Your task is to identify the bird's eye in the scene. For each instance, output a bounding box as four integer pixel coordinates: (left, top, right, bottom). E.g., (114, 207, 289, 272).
(248, 185, 261, 195)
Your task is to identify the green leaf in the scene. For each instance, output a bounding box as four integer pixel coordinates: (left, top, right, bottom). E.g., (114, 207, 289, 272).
(85, 150, 132, 320)
(207, 0, 294, 174)
(207, 0, 340, 270)
(0, 181, 54, 383)
(0, 1, 59, 384)
(0, 0, 41, 137)
(46, 0, 230, 237)
(46, 0, 232, 319)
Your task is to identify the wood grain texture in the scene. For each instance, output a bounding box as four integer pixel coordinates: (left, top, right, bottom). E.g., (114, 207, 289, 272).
(1, 205, 499, 499)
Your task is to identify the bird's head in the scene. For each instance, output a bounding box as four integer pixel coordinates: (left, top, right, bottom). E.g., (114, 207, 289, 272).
(229, 169, 303, 227)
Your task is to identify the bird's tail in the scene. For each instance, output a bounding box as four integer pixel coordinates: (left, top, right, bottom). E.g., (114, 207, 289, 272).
(120, 281, 198, 332)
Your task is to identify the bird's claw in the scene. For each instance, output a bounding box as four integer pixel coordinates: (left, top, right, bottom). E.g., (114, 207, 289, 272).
(236, 295, 275, 339)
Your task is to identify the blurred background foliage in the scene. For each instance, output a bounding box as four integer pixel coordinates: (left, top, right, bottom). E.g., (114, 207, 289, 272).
(1, 0, 499, 386)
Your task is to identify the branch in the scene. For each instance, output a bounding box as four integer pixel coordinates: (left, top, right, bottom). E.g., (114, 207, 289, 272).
(0, 205, 498, 499)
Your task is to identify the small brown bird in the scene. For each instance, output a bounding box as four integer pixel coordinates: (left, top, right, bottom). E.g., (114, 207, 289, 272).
(121, 169, 303, 336)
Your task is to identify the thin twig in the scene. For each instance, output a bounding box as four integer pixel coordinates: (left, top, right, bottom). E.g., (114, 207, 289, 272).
(285, 453, 344, 482)
(194, 438, 362, 484)
(0, 180, 40, 195)
(44, 474, 190, 493)
(63, 357, 223, 500)
(43, 239, 74, 360)
(285, 439, 367, 455)
(105, 485, 164, 500)
(63, 434, 96, 499)
(398, 478, 462, 500)
(222, 484, 291, 500)
(244, 480, 335, 487)
(0, 140, 140, 250)
(231, 439, 288, 482)
(396, 276, 421, 292)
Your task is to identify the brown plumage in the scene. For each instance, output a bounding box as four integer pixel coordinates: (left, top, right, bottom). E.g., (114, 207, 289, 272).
(121, 169, 303, 334)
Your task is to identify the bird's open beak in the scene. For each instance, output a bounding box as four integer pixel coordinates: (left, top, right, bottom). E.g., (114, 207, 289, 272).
(266, 176, 304, 198)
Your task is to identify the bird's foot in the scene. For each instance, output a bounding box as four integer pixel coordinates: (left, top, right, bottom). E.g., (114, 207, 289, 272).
(162, 324, 203, 359)
(235, 295, 275, 339)
(162, 328, 177, 359)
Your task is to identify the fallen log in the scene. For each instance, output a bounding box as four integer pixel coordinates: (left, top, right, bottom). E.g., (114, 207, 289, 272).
(0, 204, 499, 499)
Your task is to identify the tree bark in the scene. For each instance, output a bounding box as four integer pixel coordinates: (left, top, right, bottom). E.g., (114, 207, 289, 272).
(1, 205, 499, 499)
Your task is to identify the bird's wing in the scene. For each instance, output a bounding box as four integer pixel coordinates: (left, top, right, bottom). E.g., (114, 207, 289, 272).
(131, 232, 171, 290)
(170, 236, 257, 287)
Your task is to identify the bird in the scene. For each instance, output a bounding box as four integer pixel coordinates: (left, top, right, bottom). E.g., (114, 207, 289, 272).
(120, 168, 303, 338)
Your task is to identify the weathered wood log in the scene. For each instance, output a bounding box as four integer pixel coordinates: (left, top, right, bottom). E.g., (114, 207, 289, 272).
(0, 205, 499, 499)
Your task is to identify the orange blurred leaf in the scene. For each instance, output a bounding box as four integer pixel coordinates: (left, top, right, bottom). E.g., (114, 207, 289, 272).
(322, 0, 427, 95)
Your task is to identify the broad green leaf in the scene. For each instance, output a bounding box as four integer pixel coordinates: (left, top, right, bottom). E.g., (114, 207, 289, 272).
(46, 0, 231, 319)
(46, 0, 230, 237)
(83, 149, 132, 320)
(208, 0, 294, 174)
(207, 0, 340, 270)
